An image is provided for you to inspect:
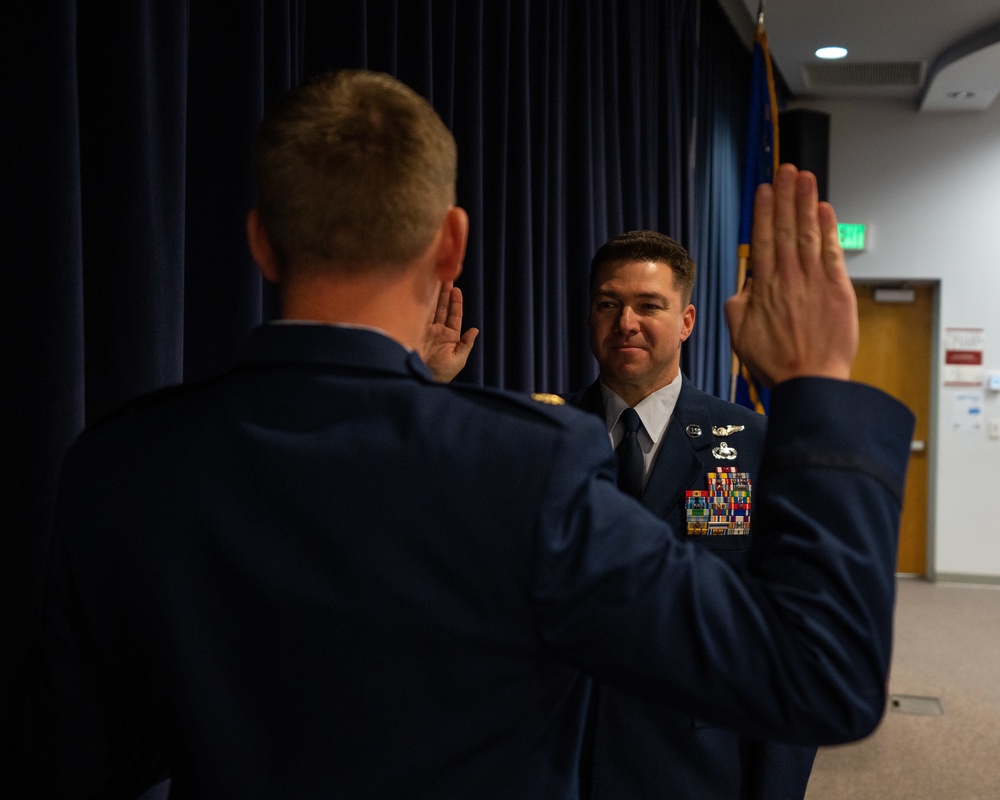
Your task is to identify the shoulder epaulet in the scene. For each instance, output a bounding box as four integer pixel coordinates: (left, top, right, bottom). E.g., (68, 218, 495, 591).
(530, 393, 565, 406)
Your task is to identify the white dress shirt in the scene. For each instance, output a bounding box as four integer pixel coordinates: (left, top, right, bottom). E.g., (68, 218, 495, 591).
(600, 372, 682, 493)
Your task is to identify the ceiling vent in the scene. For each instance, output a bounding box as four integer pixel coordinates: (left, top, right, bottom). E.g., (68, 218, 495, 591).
(802, 61, 926, 90)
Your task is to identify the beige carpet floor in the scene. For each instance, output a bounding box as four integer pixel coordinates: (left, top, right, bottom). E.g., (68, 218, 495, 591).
(805, 578, 1000, 799)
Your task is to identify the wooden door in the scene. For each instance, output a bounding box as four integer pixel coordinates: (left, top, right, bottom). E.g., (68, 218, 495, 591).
(850, 283, 933, 575)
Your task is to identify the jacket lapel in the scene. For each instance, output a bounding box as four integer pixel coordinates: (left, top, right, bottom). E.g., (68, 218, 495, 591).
(568, 378, 718, 524)
(641, 378, 712, 520)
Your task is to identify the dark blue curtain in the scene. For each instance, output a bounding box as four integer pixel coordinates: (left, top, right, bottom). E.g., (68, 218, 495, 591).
(305, 0, 700, 392)
(0, 0, 752, 769)
(0, 0, 306, 749)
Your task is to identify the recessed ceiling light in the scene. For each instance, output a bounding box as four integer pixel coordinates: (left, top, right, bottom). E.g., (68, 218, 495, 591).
(815, 46, 848, 59)
(946, 91, 976, 99)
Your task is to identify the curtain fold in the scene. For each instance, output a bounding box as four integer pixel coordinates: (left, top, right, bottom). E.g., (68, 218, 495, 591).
(0, 0, 86, 716)
(76, 2, 190, 415)
(691, 0, 751, 398)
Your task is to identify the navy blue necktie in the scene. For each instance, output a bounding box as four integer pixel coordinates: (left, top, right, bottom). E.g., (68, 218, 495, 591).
(616, 408, 644, 498)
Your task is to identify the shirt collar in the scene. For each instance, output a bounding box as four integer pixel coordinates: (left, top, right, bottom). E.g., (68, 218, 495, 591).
(600, 372, 683, 445)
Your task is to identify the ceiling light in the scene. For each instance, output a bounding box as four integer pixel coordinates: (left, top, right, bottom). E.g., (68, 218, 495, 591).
(946, 91, 976, 99)
(815, 46, 848, 60)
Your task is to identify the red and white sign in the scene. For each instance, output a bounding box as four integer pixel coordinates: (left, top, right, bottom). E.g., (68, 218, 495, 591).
(944, 328, 985, 386)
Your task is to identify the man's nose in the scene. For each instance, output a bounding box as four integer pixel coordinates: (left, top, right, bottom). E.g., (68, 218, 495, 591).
(615, 306, 638, 334)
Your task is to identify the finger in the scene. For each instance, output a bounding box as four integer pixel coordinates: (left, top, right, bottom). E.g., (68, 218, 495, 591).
(444, 286, 464, 332)
(750, 181, 776, 282)
(771, 163, 800, 275)
(433, 281, 453, 325)
(794, 169, 822, 272)
(817, 202, 847, 282)
(459, 327, 479, 351)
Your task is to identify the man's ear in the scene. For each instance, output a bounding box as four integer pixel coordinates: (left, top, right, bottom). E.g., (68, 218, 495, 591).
(680, 303, 696, 342)
(247, 208, 281, 284)
(434, 206, 469, 283)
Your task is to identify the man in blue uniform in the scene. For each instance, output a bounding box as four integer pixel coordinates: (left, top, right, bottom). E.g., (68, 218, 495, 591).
(13, 69, 913, 799)
(569, 230, 815, 799)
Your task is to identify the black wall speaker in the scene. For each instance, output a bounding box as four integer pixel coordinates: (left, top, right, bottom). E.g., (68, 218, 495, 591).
(779, 109, 831, 201)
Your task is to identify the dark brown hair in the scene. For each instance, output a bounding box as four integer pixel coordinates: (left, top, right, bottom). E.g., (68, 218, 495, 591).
(589, 230, 696, 304)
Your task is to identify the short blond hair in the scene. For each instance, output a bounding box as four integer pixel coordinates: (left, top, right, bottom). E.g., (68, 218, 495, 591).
(254, 70, 457, 272)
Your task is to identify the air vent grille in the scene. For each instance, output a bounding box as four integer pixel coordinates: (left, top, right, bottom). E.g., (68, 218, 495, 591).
(803, 61, 926, 89)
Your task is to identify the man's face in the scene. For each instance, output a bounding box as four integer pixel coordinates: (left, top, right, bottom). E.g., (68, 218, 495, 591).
(589, 259, 695, 401)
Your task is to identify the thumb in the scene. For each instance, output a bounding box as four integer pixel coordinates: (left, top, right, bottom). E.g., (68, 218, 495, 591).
(458, 328, 480, 353)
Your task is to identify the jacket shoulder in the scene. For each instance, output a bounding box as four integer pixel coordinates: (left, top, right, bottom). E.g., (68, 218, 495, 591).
(439, 381, 601, 432)
(83, 376, 221, 435)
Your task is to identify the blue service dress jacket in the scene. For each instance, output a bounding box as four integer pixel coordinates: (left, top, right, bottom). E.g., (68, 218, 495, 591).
(14, 323, 914, 800)
(569, 376, 817, 799)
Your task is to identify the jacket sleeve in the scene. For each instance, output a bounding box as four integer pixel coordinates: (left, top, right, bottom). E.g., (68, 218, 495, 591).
(745, 737, 817, 798)
(532, 377, 914, 746)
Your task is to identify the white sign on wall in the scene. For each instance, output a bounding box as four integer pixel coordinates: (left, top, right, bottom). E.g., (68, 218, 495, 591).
(943, 327, 985, 387)
(952, 390, 984, 432)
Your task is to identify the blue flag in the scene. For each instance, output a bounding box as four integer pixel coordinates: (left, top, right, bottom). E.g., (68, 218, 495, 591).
(731, 7, 778, 415)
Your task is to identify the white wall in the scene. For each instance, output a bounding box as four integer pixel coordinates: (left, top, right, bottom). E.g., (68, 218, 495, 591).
(790, 96, 1000, 580)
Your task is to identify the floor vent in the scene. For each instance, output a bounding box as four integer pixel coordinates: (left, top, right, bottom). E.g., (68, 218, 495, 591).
(889, 694, 944, 715)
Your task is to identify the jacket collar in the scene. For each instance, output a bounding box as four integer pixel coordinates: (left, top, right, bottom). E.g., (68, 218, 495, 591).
(566, 380, 605, 417)
(235, 322, 434, 381)
(641, 376, 707, 515)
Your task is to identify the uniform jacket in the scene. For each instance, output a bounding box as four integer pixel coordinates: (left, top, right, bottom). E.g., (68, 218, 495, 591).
(569, 376, 816, 799)
(15, 324, 913, 799)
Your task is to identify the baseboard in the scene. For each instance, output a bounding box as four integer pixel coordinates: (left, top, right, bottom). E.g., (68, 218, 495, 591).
(931, 572, 1000, 587)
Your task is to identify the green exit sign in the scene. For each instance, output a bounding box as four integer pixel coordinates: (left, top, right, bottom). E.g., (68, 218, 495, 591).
(838, 223, 867, 251)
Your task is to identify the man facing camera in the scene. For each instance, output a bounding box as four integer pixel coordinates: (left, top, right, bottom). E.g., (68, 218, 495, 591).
(569, 230, 815, 799)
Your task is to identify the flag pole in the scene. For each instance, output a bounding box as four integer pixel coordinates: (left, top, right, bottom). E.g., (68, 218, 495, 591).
(730, 2, 780, 411)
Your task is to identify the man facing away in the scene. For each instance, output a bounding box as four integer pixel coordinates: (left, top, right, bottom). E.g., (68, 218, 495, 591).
(568, 230, 815, 799)
(12, 70, 914, 799)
